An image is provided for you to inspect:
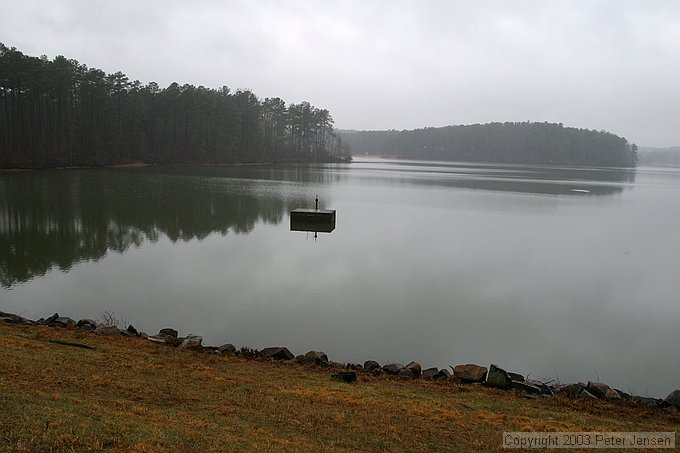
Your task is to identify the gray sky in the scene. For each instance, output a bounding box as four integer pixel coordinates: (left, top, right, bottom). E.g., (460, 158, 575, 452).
(2, 0, 679, 146)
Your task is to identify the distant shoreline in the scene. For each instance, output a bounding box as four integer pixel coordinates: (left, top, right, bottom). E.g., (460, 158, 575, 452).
(0, 157, 352, 173)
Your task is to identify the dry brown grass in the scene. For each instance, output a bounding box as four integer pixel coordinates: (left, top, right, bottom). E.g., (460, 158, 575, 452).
(0, 323, 677, 452)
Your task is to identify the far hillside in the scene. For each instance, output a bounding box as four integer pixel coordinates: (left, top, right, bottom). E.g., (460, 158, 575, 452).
(637, 146, 680, 166)
(338, 122, 638, 167)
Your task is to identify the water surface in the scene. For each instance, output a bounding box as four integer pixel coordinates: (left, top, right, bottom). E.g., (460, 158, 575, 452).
(2, 158, 679, 397)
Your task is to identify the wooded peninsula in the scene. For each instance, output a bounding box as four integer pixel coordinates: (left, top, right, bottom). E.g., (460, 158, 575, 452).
(0, 44, 349, 169)
(338, 123, 639, 167)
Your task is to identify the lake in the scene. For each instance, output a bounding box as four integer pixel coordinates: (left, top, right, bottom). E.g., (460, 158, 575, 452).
(1, 158, 679, 397)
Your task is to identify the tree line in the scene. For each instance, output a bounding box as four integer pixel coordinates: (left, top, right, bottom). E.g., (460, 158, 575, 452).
(637, 147, 680, 166)
(338, 122, 638, 167)
(0, 44, 350, 169)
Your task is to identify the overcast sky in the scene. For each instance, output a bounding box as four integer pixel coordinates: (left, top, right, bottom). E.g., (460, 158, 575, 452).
(2, 0, 679, 146)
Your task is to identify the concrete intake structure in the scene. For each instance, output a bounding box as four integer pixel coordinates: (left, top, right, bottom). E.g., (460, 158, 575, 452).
(290, 209, 336, 233)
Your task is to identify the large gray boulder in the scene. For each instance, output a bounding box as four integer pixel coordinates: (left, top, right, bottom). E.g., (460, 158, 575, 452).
(510, 380, 542, 395)
(604, 388, 621, 400)
(526, 379, 554, 396)
(405, 361, 422, 378)
(363, 360, 381, 373)
(579, 389, 599, 400)
(260, 347, 294, 361)
(434, 368, 451, 381)
(485, 364, 511, 389)
(664, 390, 680, 408)
(422, 367, 439, 380)
(631, 396, 661, 408)
(148, 334, 169, 343)
(452, 364, 488, 383)
(178, 334, 203, 350)
(398, 368, 415, 379)
(586, 381, 610, 398)
(77, 319, 97, 331)
(0, 311, 18, 322)
(382, 363, 405, 375)
(303, 350, 329, 366)
(44, 313, 60, 325)
(95, 325, 122, 336)
(218, 344, 237, 354)
(555, 383, 585, 397)
(149, 328, 182, 345)
(51, 317, 76, 328)
(508, 371, 524, 382)
(0, 312, 33, 324)
(126, 325, 139, 336)
(159, 328, 179, 339)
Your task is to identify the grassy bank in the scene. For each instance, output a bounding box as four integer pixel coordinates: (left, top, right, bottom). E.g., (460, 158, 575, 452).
(1, 323, 677, 452)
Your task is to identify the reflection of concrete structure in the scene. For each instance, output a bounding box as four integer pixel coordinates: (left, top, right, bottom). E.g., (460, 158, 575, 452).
(290, 209, 336, 233)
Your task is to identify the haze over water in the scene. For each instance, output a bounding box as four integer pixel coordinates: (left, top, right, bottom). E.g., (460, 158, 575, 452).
(2, 158, 679, 397)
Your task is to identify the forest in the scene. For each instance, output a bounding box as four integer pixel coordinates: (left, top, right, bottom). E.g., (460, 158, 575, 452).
(339, 122, 639, 167)
(637, 146, 680, 166)
(0, 44, 349, 169)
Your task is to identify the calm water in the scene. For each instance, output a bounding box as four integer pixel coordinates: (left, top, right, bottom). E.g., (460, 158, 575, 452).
(2, 158, 679, 397)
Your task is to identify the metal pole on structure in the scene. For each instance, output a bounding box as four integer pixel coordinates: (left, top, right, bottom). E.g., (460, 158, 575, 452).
(315, 195, 318, 211)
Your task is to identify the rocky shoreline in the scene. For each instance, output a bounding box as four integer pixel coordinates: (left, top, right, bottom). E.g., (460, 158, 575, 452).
(2, 310, 679, 412)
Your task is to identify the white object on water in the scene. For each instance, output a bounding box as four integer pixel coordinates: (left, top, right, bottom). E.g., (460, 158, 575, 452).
(570, 189, 591, 193)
